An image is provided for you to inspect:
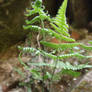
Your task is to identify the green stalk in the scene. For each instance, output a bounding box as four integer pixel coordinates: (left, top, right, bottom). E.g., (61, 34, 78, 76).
(41, 19, 45, 41)
(41, 19, 46, 92)
(49, 58, 59, 92)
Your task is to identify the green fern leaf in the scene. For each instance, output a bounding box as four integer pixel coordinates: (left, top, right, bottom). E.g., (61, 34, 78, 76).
(55, 0, 68, 29)
(80, 44, 92, 50)
(28, 61, 92, 71)
(25, 9, 38, 17)
(50, 23, 70, 37)
(23, 25, 42, 31)
(40, 41, 80, 49)
(56, 61, 92, 70)
(18, 46, 36, 53)
(88, 41, 92, 45)
(18, 46, 92, 60)
(25, 16, 40, 24)
(51, 0, 69, 38)
(61, 69, 81, 77)
(34, 0, 42, 8)
(49, 29, 75, 42)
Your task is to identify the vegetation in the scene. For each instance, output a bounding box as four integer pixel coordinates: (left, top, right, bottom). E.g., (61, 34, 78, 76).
(17, 0, 92, 91)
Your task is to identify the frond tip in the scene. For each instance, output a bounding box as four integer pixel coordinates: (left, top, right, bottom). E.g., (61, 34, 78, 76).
(52, 0, 69, 37)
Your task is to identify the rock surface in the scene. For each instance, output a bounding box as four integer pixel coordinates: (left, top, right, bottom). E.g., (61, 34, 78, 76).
(0, 0, 30, 52)
(71, 71, 92, 92)
(70, 0, 89, 28)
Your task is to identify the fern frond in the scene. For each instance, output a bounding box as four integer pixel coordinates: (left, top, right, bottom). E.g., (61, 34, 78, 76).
(18, 46, 36, 53)
(39, 10, 51, 21)
(40, 50, 87, 60)
(25, 0, 51, 23)
(54, 61, 92, 70)
(25, 9, 38, 17)
(88, 41, 92, 45)
(25, 0, 42, 17)
(34, 0, 42, 8)
(80, 44, 92, 50)
(50, 0, 69, 39)
(48, 29, 75, 42)
(18, 46, 92, 60)
(23, 25, 41, 31)
(23, 25, 50, 33)
(50, 23, 70, 37)
(23, 25, 51, 35)
(25, 16, 41, 24)
(61, 69, 81, 77)
(23, 24, 75, 42)
(28, 62, 92, 70)
(55, 0, 68, 29)
(41, 41, 80, 49)
(40, 41, 92, 51)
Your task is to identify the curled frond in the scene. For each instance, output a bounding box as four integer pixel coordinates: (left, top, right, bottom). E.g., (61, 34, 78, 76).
(28, 62, 92, 70)
(25, 16, 41, 24)
(18, 46, 92, 60)
(56, 62, 92, 70)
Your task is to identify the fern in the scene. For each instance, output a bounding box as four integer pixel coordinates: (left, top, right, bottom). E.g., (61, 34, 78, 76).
(17, 0, 92, 91)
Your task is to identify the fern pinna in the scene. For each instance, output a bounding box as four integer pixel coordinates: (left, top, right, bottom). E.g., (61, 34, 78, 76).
(18, 0, 92, 90)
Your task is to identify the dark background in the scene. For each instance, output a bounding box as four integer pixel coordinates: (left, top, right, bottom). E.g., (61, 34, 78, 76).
(0, 0, 92, 51)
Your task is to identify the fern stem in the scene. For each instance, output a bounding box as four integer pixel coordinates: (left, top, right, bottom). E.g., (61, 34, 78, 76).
(41, 19, 45, 41)
(49, 58, 59, 92)
(41, 19, 46, 92)
(37, 30, 41, 49)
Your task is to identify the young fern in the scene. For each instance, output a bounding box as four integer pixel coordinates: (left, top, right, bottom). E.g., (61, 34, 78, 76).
(20, 0, 92, 76)
(18, 0, 92, 91)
